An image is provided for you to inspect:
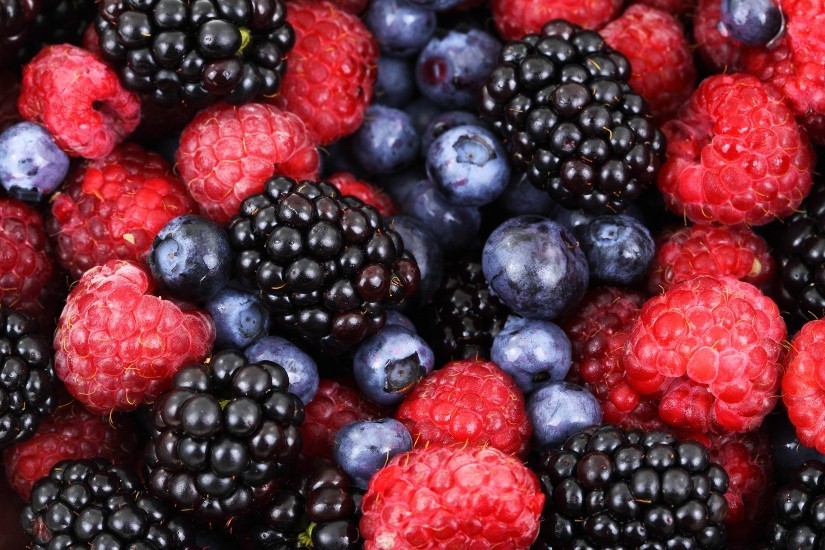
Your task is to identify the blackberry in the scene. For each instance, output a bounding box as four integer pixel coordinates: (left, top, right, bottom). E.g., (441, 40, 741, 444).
(479, 19, 666, 214)
(144, 349, 305, 525)
(767, 459, 825, 548)
(95, 0, 294, 108)
(533, 425, 729, 549)
(0, 306, 55, 448)
(420, 257, 509, 365)
(21, 458, 194, 549)
(0, 0, 93, 67)
(228, 176, 420, 354)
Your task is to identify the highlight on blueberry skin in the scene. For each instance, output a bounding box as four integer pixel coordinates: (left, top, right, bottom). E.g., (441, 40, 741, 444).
(388, 215, 445, 306)
(352, 104, 420, 175)
(578, 213, 655, 286)
(401, 178, 482, 252)
(0, 121, 69, 203)
(720, 0, 784, 46)
(363, 0, 436, 58)
(244, 335, 319, 406)
(205, 287, 271, 350)
(527, 381, 603, 450)
(333, 418, 413, 489)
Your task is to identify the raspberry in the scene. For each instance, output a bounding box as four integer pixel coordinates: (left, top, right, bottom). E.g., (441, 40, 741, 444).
(17, 44, 140, 159)
(658, 73, 814, 226)
(3, 399, 137, 500)
(270, 0, 378, 145)
(176, 102, 320, 225)
(360, 445, 544, 549)
(561, 287, 666, 432)
(693, 0, 745, 72)
(782, 319, 825, 454)
(48, 143, 197, 280)
(490, 0, 622, 41)
(395, 359, 532, 457)
(601, 4, 696, 122)
(54, 260, 215, 414)
(624, 275, 786, 434)
(647, 223, 775, 294)
(631, 0, 696, 15)
(327, 172, 397, 217)
(301, 378, 387, 460)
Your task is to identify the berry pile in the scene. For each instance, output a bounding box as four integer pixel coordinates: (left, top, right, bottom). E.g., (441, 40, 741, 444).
(3, 0, 825, 547)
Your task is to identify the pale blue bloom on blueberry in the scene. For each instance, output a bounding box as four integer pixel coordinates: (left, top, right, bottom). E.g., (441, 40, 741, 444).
(333, 418, 413, 489)
(421, 110, 487, 154)
(401, 179, 481, 252)
(404, 97, 443, 134)
(364, 0, 436, 57)
(205, 288, 271, 349)
(388, 215, 444, 305)
(384, 310, 417, 332)
(579, 214, 655, 286)
(245, 335, 319, 405)
(720, 0, 783, 46)
(375, 56, 417, 108)
(352, 105, 419, 175)
(500, 174, 557, 216)
(0, 121, 69, 202)
(527, 381, 602, 450)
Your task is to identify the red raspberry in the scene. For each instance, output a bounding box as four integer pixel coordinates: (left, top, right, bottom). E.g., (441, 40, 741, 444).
(48, 143, 197, 280)
(561, 287, 666, 432)
(54, 260, 215, 414)
(176, 102, 320, 224)
(631, 0, 695, 15)
(301, 378, 387, 460)
(3, 400, 137, 500)
(624, 275, 786, 434)
(395, 359, 532, 457)
(17, 45, 140, 160)
(658, 73, 814, 226)
(271, 0, 378, 145)
(647, 223, 775, 294)
(0, 71, 20, 133)
(360, 445, 544, 549)
(693, 0, 744, 72)
(327, 172, 397, 217)
(490, 0, 622, 41)
(782, 319, 825, 453)
(324, 0, 368, 13)
(601, 4, 696, 122)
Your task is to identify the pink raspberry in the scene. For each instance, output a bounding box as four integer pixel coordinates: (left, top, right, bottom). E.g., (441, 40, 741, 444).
(491, 0, 622, 40)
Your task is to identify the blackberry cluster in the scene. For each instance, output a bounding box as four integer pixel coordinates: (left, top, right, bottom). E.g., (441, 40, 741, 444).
(95, 0, 294, 107)
(144, 349, 305, 525)
(228, 176, 420, 354)
(21, 458, 194, 549)
(420, 257, 509, 364)
(0, 0, 93, 67)
(479, 19, 666, 214)
(533, 425, 729, 549)
(767, 460, 825, 548)
(0, 306, 55, 448)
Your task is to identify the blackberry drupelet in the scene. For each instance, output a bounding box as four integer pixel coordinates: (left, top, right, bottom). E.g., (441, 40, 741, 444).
(767, 460, 825, 548)
(95, 0, 294, 107)
(533, 425, 729, 549)
(0, 0, 93, 67)
(228, 176, 420, 354)
(20, 458, 194, 549)
(479, 19, 666, 214)
(0, 306, 55, 448)
(144, 349, 305, 525)
(420, 257, 509, 365)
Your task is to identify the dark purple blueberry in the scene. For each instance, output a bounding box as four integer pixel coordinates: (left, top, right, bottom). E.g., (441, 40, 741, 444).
(578, 214, 654, 286)
(499, 174, 558, 216)
(720, 0, 783, 46)
(550, 202, 646, 239)
(376, 167, 425, 206)
(364, 0, 436, 57)
(387, 215, 444, 305)
(333, 418, 412, 489)
(421, 110, 488, 154)
(204, 287, 271, 349)
(402, 0, 464, 11)
(404, 97, 444, 134)
(0, 122, 69, 202)
(384, 310, 417, 332)
(527, 381, 602, 449)
(352, 105, 420, 175)
(375, 56, 417, 108)
(245, 336, 319, 405)
(401, 179, 481, 252)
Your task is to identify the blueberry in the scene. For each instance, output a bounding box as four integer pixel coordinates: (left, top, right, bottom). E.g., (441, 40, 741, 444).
(0, 122, 69, 202)
(579, 214, 655, 286)
(244, 336, 319, 405)
(482, 216, 589, 320)
(387, 215, 444, 305)
(721, 0, 783, 46)
(333, 418, 413, 489)
(401, 179, 481, 252)
(499, 174, 557, 217)
(353, 325, 434, 406)
(404, 97, 444, 135)
(375, 56, 417, 108)
(550, 203, 646, 240)
(491, 316, 572, 394)
(204, 287, 271, 349)
(403, 0, 465, 11)
(426, 124, 510, 207)
(415, 29, 501, 109)
(364, 0, 436, 57)
(527, 381, 602, 450)
(147, 214, 232, 301)
(320, 140, 362, 177)
(376, 167, 426, 206)
(421, 110, 488, 154)
(384, 310, 417, 332)
(352, 105, 419, 175)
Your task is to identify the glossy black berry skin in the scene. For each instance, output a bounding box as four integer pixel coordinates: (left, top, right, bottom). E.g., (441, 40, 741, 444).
(21, 458, 194, 549)
(95, 0, 294, 107)
(144, 349, 305, 526)
(479, 19, 666, 215)
(532, 425, 729, 549)
(0, 306, 55, 448)
(228, 176, 420, 354)
(767, 460, 825, 548)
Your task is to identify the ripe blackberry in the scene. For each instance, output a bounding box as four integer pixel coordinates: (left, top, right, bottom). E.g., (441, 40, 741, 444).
(0, 0, 93, 67)
(533, 425, 729, 548)
(420, 257, 509, 364)
(95, 0, 294, 108)
(228, 176, 420, 354)
(21, 458, 194, 549)
(0, 306, 55, 449)
(767, 460, 825, 548)
(144, 349, 305, 525)
(479, 19, 666, 214)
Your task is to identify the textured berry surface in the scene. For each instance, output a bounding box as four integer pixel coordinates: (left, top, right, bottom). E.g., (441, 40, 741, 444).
(632, 0, 696, 14)
(54, 260, 215, 414)
(694, 0, 745, 72)
(327, 172, 396, 217)
(176, 102, 320, 225)
(17, 44, 140, 159)
(624, 275, 786, 434)
(658, 73, 814, 226)
(490, 0, 622, 41)
(49, 143, 197, 280)
(782, 319, 825, 454)
(360, 445, 544, 549)
(766, 459, 825, 547)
